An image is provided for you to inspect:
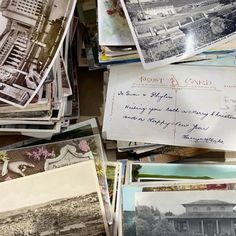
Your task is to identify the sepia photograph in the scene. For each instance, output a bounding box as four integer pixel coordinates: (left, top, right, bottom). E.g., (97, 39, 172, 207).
(135, 190, 236, 236)
(0, 134, 113, 225)
(121, 0, 236, 68)
(0, 161, 108, 235)
(0, 0, 76, 107)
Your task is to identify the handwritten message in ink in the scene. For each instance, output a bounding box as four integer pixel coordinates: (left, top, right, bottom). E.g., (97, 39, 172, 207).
(103, 64, 236, 151)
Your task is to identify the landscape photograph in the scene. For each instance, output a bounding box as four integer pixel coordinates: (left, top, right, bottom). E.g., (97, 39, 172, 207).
(0, 161, 108, 236)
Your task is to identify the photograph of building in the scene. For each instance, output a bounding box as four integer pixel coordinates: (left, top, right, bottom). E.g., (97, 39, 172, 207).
(168, 200, 236, 236)
(122, 0, 236, 67)
(0, 0, 76, 107)
(134, 190, 236, 236)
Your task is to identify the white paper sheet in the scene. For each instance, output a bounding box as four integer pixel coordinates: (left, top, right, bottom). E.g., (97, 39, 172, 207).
(103, 63, 236, 151)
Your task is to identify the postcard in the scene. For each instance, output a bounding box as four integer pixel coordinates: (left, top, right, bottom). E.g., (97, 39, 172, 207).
(60, 55, 72, 97)
(0, 161, 109, 235)
(98, 0, 134, 46)
(0, 0, 76, 107)
(0, 122, 61, 134)
(103, 63, 236, 151)
(0, 118, 99, 150)
(117, 141, 159, 150)
(135, 189, 236, 236)
(129, 162, 236, 184)
(120, 0, 236, 68)
(0, 135, 103, 181)
(182, 51, 236, 67)
(139, 154, 189, 163)
(113, 162, 122, 236)
(122, 179, 236, 236)
(209, 37, 236, 51)
(0, 134, 112, 224)
(106, 162, 119, 212)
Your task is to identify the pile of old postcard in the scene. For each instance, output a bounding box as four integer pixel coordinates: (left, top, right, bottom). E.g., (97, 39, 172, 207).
(99, 1, 236, 235)
(102, 0, 236, 153)
(120, 161, 236, 236)
(98, 0, 236, 66)
(0, 0, 81, 137)
(0, 118, 124, 236)
(97, 0, 139, 64)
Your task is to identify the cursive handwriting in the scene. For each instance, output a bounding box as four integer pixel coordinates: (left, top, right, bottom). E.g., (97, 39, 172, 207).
(187, 124, 209, 133)
(118, 90, 140, 96)
(211, 111, 236, 120)
(125, 104, 147, 114)
(183, 134, 224, 144)
(148, 107, 163, 114)
(118, 90, 173, 104)
(123, 114, 212, 133)
(147, 118, 171, 129)
(150, 92, 173, 103)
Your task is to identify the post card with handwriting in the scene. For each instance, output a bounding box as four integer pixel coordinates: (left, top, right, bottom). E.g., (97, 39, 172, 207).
(103, 63, 236, 151)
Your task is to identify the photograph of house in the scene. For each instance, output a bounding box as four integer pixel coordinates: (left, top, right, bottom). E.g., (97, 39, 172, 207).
(121, 0, 236, 67)
(135, 189, 236, 236)
(0, 0, 76, 107)
(168, 200, 236, 236)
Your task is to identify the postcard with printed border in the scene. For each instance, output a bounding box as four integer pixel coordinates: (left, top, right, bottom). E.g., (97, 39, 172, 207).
(120, 0, 236, 69)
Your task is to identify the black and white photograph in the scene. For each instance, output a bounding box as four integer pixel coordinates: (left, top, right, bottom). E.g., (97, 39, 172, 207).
(0, 0, 76, 107)
(0, 161, 109, 236)
(135, 190, 236, 236)
(120, 0, 236, 68)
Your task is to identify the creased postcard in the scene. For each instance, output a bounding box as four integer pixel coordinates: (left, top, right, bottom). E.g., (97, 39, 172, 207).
(103, 63, 236, 151)
(0, 0, 76, 107)
(120, 0, 236, 68)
